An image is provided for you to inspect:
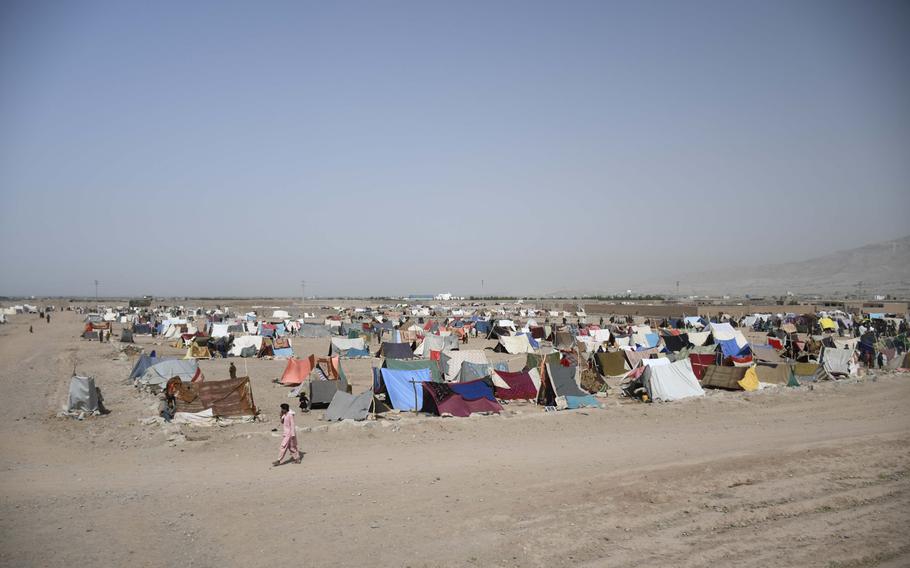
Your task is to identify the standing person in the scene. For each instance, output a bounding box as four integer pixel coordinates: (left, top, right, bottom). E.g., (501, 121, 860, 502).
(273, 403, 301, 466)
(29, 325, 33, 334)
(46, 313, 51, 324)
(229, 361, 237, 380)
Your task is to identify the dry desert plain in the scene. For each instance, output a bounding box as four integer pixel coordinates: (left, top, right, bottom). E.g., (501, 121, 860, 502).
(1, 309, 909, 567)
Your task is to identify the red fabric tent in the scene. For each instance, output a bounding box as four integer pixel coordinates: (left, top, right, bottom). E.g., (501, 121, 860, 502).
(688, 353, 716, 380)
(493, 370, 538, 400)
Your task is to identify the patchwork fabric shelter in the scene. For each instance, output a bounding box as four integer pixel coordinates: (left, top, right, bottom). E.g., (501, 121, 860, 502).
(440, 350, 489, 382)
(688, 353, 716, 380)
(229, 336, 263, 357)
(330, 337, 366, 356)
(821, 347, 855, 377)
(422, 380, 503, 417)
(171, 377, 257, 417)
(545, 363, 600, 409)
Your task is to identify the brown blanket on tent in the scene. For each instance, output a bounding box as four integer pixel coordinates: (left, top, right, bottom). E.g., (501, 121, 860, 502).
(171, 377, 256, 417)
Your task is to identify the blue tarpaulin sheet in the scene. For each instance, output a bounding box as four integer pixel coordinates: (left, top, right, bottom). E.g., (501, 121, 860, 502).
(381, 368, 431, 411)
(450, 379, 496, 401)
(565, 394, 601, 409)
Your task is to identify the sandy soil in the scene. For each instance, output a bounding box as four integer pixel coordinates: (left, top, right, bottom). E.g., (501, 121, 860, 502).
(1, 310, 908, 567)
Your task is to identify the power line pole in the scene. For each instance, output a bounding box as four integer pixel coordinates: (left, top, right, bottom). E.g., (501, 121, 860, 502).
(300, 280, 306, 314)
(94, 280, 99, 301)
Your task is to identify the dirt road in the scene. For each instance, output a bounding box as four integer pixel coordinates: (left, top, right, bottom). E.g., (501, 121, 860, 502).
(1, 311, 908, 567)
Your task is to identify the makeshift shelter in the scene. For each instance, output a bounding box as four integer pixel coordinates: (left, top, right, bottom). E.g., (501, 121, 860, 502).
(379, 342, 415, 360)
(422, 380, 503, 417)
(67, 375, 99, 413)
(662, 333, 690, 352)
(700, 365, 747, 390)
(324, 389, 373, 421)
(129, 354, 163, 381)
(643, 359, 705, 402)
(821, 347, 855, 377)
(279, 355, 316, 386)
(494, 334, 536, 354)
(688, 353, 716, 380)
(491, 369, 538, 400)
(553, 331, 576, 350)
(544, 363, 600, 409)
(138, 360, 201, 387)
(171, 377, 257, 417)
(272, 337, 294, 358)
(440, 350, 489, 382)
(120, 329, 134, 343)
(793, 362, 824, 382)
(413, 334, 459, 356)
(184, 344, 212, 359)
(456, 361, 493, 383)
(379, 367, 432, 411)
(229, 336, 263, 357)
(595, 351, 629, 377)
(383, 358, 442, 382)
(754, 362, 790, 385)
(330, 337, 366, 356)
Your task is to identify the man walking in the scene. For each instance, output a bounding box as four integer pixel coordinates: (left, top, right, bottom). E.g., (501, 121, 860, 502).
(273, 403, 301, 466)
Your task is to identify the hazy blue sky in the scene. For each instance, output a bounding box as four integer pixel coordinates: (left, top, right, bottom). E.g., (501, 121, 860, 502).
(1, 0, 908, 297)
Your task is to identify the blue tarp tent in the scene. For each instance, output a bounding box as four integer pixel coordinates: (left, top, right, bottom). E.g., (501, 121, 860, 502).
(380, 368, 431, 411)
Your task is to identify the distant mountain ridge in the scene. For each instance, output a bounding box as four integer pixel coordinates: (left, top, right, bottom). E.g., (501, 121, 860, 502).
(660, 235, 910, 297)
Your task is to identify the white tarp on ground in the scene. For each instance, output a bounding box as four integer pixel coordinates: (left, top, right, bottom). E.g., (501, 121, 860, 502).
(229, 335, 263, 357)
(644, 358, 705, 402)
(440, 350, 489, 382)
(498, 335, 535, 354)
(822, 347, 856, 376)
(211, 323, 231, 338)
(138, 360, 199, 386)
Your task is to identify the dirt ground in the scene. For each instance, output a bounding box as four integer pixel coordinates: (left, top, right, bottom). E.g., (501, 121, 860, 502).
(1, 310, 909, 568)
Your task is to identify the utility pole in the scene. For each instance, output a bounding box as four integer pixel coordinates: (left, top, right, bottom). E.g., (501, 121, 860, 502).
(300, 280, 306, 314)
(94, 280, 99, 301)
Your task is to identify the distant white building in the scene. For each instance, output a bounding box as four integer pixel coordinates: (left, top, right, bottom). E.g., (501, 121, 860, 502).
(435, 293, 454, 301)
